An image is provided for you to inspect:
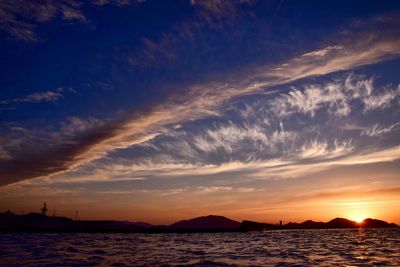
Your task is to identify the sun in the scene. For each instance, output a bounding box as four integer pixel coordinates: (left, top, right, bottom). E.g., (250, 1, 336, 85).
(354, 217, 365, 223)
(346, 207, 370, 223)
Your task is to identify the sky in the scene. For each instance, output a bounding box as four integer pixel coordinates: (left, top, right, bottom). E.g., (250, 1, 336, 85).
(0, 0, 400, 225)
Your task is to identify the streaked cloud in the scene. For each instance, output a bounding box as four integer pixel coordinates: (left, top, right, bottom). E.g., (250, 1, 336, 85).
(0, 0, 86, 41)
(1, 29, 400, 186)
(361, 123, 400, 137)
(0, 0, 144, 41)
(193, 123, 269, 153)
(14, 90, 63, 103)
(298, 140, 353, 160)
(126, 0, 254, 68)
(0, 87, 73, 106)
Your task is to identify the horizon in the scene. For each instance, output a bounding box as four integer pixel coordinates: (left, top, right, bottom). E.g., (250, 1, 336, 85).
(1, 0, 400, 226)
(3, 209, 399, 226)
(2, 206, 400, 226)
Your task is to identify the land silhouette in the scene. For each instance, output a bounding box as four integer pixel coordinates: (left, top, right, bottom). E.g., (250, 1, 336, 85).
(0, 210, 398, 233)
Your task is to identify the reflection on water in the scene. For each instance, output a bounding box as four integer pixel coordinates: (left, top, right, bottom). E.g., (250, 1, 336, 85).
(1, 228, 399, 266)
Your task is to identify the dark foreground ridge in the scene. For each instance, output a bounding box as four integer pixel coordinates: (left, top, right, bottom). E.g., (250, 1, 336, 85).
(0, 211, 398, 233)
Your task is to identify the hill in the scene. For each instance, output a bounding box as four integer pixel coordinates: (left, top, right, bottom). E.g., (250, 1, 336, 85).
(1, 211, 398, 232)
(241, 217, 399, 231)
(169, 215, 241, 230)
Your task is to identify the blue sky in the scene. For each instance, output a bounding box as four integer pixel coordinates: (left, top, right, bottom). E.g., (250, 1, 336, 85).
(0, 0, 400, 224)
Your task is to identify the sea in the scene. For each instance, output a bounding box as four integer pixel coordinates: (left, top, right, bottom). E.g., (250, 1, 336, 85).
(0, 228, 399, 266)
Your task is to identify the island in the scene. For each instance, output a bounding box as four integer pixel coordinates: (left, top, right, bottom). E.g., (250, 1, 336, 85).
(0, 211, 398, 233)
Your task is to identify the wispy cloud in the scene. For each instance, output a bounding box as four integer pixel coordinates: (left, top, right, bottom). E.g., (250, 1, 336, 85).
(0, 0, 86, 41)
(193, 123, 269, 153)
(14, 90, 63, 103)
(260, 37, 400, 85)
(1, 87, 80, 108)
(361, 123, 400, 137)
(91, 0, 143, 6)
(298, 140, 353, 160)
(0, 0, 144, 41)
(270, 74, 400, 118)
(41, 143, 399, 187)
(126, 0, 251, 68)
(1, 29, 400, 186)
(0, 146, 12, 160)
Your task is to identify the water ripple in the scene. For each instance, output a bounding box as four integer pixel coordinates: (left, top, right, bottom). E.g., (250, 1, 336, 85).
(0, 229, 399, 266)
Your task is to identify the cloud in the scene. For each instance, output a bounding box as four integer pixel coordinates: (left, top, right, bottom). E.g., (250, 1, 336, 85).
(301, 45, 343, 57)
(0, 116, 109, 185)
(1, 88, 79, 107)
(126, 0, 259, 68)
(193, 123, 269, 153)
(14, 90, 63, 103)
(270, 83, 350, 118)
(0, 146, 12, 160)
(259, 37, 400, 85)
(1, 30, 400, 186)
(0, 0, 87, 41)
(0, 0, 145, 41)
(91, 0, 143, 6)
(190, 0, 237, 22)
(270, 74, 400, 118)
(60, 117, 106, 137)
(361, 123, 400, 137)
(42, 142, 399, 187)
(298, 140, 353, 160)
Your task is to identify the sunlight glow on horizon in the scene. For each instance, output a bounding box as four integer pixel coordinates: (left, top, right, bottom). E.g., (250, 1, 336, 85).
(354, 217, 365, 223)
(346, 208, 371, 223)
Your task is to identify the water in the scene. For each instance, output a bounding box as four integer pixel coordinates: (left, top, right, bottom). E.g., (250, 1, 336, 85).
(1, 228, 399, 266)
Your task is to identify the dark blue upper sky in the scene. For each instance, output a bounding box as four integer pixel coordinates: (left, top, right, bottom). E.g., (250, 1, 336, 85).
(1, 0, 398, 122)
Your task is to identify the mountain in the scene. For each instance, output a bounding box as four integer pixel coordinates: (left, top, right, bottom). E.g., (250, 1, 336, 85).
(286, 220, 326, 229)
(326, 218, 357, 228)
(1, 211, 398, 232)
(169, 215, 241, 230)
(0, 212, 74, 230)
(77, 220, 153, 230)
(0, 212, 153, 232)
(240, 220, 279, 231)
(240, 217, 399, 231)
(362, 218, 398, 228)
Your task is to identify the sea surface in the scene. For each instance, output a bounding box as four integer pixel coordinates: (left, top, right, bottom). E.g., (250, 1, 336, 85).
(0, 228, 399, 266)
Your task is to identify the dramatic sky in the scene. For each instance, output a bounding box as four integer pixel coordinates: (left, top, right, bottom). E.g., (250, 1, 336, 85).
(1, 0, 400, 224)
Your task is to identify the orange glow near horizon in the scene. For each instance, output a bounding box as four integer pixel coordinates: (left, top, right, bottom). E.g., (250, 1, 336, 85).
(354, 217, 365, 223)
(1, 184, 400, 225)
(347, 211, 369, 223)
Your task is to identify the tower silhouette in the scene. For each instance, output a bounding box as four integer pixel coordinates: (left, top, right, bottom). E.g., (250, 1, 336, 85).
(41, 202, 48, 216)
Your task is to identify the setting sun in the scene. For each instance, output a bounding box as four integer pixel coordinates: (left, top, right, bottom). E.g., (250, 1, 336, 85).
(354, 217, 365, 223)
(347, 209, 370, 223)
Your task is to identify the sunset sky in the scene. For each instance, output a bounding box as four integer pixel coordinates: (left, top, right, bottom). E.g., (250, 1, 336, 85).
(1, 0, 400, 225)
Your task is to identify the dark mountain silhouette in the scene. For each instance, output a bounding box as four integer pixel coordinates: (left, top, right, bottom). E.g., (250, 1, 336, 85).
(0, 212, 75, 230)
(326, 218, 357, 228)
(285, 220, 326, 229)
(169, 215, 241, 230)
(1, 210, 398, 233)
(240, 220, 279, 231)
(241, 217, 399, 231)
(0, 211, 153, 232)
(363, 218, 397, 228)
